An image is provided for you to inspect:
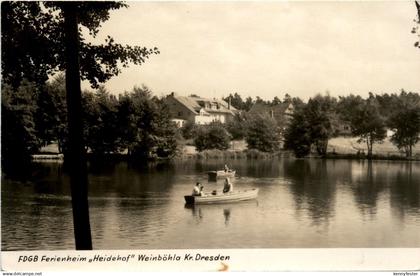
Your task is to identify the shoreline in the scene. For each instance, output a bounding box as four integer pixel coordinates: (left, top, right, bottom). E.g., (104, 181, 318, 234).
(30, 150, 420, 162)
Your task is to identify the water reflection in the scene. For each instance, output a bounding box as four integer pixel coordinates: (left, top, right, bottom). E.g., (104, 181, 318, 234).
(283, 159, 336, 226)
(390, 162, 420, 217)
(349, 161, 387, 217)
(184, 202, 256, 227)
(223, 209, 231, 226)
(185, 204, 204, 224)
(2, 159, 420, 249)
(243, 159, 282, 178)
(1, 194, 74, 250)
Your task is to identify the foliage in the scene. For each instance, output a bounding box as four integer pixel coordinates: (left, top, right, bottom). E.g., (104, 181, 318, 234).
(117, 86, 155, 158)
(389, 108, 420, 157)
(1, 1, 161, 163)
(284, 108, 312, 157)
(1, 81, 40, 165)
(283, 93, 305, 109)
(245, 114, 281, 152)
(151, 99, 178, 158)
(272, 96, 282, 106)
(1, 0, 161, 250)
(117, 86, 177, 159)
(226, 113, 247, 140)
(34, 74, 67, 150)
(194, 122, 231, 152)
(413, 1, 420, 49)
(244, 97, 254, 111)
(223, 93, 244, 110)
(337, 94, 365, 122)
(284, 95, 338, 157)
(180, 120, 196, 140)
(387, 93, 420, 157)
(222, 93, 254, 111)
(2, 81, 178, 160)
(222, 93, 302, 112)
(305, 95, 339, 155)
(82, 86, 120, 155)
(1, 1, 159, 89)
(338, 95, 387, 158)
(374, 90, 420, 120)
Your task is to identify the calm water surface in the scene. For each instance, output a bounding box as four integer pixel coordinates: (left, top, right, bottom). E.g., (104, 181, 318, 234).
(2, 159, 420, 250)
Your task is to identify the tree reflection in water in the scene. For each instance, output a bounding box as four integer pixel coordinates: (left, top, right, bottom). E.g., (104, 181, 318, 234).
(223, 208, 231, 226)
(283, 159, 337, 227)
(2, 159, 419, 249)
(390, 162, 420, 218)
(350, 160, 386, 217)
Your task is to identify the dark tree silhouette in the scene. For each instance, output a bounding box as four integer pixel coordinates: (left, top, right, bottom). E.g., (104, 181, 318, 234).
(284, 95, 339, 157)
(245, 114, 281, 153)
(62, 3, 92, 249)
(338, 95, 387, 158)
(413, 1, 420, 49)
(1, 1, 159, 249)
(194, 122, 231, 151)
(1, 81, 40, 165)
(116, 86, 178, 159)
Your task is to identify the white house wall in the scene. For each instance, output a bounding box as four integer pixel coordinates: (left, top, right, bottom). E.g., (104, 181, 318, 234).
(194, 114, 226, 125)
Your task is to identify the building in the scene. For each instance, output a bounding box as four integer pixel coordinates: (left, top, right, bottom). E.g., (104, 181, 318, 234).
(164, 93, 238, 127)
(247, 102, 294, 126)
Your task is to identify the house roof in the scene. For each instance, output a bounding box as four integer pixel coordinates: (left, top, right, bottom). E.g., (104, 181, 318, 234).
(190, 95, 238, 112)
(170, 94, 237, 115)
(248, 102, 293, 121)
(172, 95, 201, 114)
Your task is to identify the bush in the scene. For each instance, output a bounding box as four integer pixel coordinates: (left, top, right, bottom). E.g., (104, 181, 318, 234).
(194, 122, 231, 152)
(245, 114, 281, 152)
(284, 108, 312, 157)
(226, 113, 247, 140)
(180, 120, 196, 139)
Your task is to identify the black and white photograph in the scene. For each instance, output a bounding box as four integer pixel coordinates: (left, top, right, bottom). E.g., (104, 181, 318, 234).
(1, 0, 420, 273)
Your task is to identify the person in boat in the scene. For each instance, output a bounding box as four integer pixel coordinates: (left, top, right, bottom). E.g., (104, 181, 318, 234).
(192, 182, 202, 196)
(224, 164, 229, 172)
(223, 177, 233, 193)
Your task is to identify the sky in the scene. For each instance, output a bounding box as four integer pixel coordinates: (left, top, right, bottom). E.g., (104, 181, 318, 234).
(82, 1, 420, 101)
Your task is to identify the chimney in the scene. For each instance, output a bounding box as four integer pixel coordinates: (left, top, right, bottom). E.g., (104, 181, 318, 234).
(270, 109, 274, 118)
(228, 96, 231, 110)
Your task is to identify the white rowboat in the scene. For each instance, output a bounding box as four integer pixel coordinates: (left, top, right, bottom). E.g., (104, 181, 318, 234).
(207, 170, 236, 178)
(184, 188, 258, 205)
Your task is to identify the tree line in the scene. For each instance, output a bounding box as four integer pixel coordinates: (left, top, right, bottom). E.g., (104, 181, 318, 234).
(2, 75, 177, 167)
(2, 0, 418, 252)
(182, 113, 282, 153)
(186, 91, 420, 159)
(222, 92, 303, 111)
(3, 81, 420, 166)
(284, 92, 420, 158)
(1, 1, 161, 249)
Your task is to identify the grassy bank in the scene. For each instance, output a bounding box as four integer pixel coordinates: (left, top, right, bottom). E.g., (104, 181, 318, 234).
(176, 148, 293, 160)
(323, 152, 420, 161)
(327, 136, 420, 156)
(177, 137, 420, 161)
(325, 137, 420, 161)
(32, 137, 420, 162)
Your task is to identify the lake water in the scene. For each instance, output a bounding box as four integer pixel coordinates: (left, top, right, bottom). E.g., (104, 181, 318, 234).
(2, 159, 420, 250)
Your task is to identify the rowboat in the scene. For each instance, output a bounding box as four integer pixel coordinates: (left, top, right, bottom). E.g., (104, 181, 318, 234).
(207, 170, 236, 178)
(184, 188, 259, 205)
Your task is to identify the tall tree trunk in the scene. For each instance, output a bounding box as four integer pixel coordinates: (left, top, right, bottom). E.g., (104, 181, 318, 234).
(316, 139, 328, 157)
(409, 144, 412, 158)
(63, 3, 92, 250)
(367, 135, 372, 159)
